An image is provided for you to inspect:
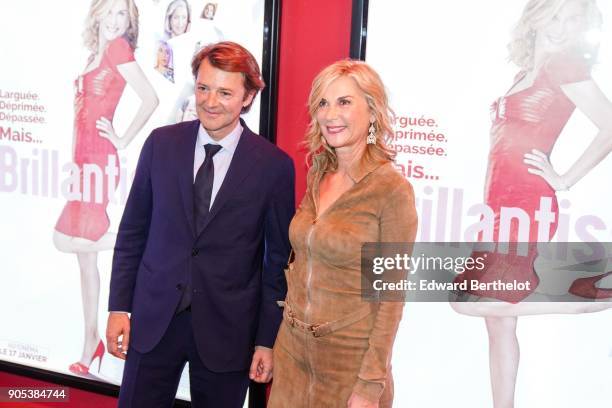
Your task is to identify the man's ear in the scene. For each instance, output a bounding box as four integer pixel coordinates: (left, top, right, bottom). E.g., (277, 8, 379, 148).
(243, 90, 256, 108)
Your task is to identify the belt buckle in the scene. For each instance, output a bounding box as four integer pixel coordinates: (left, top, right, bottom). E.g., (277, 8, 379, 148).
(287, 310, 296, 327)
(308, 324, 320, 337)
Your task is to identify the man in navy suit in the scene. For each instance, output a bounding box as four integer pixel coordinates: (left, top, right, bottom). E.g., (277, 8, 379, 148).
(106, 41, 294, 407)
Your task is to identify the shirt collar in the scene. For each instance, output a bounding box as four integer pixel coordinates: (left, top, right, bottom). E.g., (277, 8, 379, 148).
(197, 121, 242, 154)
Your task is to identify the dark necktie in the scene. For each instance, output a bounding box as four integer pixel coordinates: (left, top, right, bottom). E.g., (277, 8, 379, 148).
(193, 143, 222, 233)
(176, 143, 221, 315)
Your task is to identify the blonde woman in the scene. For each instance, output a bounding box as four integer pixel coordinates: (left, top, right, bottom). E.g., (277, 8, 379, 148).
(164, 0, 191, 39)
(53, 0, 158, 376)
(452, 0, 612, 406)
(154, 40, 174, 82)
(269, 60, 418, 408)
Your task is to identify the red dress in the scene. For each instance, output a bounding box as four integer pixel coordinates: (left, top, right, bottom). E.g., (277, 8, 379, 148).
(55, 37, 135, 241)
(455, 53, 590, 303)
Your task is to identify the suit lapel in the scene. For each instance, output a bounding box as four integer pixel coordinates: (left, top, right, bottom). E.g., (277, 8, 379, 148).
(195, 125, 262, 238)
(178, 120, 200, 237)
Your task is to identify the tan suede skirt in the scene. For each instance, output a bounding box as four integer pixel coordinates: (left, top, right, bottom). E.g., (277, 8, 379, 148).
(268, 312, 394, 408)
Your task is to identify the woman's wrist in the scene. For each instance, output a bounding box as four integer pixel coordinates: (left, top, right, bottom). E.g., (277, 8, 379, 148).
(558, 175, 570, 191)
(352, 378, 383, 403)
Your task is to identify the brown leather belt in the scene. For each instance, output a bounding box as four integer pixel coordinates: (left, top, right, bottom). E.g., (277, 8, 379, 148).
(277, 300, 376, 337)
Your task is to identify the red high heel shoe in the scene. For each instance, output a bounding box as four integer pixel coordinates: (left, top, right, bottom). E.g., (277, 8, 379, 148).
(69, 340, 104, 375)
(569, 271, 612, 299)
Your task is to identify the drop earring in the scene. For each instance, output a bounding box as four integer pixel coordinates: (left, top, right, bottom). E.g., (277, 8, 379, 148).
(367, 118, 376, 145)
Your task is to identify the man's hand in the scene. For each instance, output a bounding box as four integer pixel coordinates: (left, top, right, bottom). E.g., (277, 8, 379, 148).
(249, 346, 273, 383)
(106, 312, 131, 360)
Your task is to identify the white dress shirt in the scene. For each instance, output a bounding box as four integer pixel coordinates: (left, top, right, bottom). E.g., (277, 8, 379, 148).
(193, 122, 242, 209)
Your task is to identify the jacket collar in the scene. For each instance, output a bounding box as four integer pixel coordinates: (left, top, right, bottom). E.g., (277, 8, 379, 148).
(345, 155, 385, 184)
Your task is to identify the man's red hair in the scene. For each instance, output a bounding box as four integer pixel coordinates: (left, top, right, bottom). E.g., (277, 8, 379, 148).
(192, 41, 265, 113)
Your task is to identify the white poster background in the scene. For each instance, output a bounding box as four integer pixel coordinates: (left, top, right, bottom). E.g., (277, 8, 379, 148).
(0, 0, 265, 401)
(366, 1, 612, 407)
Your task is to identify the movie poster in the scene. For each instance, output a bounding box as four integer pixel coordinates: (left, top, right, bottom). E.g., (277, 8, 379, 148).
(366, 1, 612, 406)
(0, 0, 265, 401)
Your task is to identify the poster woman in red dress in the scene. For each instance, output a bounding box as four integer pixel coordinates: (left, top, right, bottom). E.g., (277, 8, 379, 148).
(53, 0, 158, 376)
(453, 0, 612, 406)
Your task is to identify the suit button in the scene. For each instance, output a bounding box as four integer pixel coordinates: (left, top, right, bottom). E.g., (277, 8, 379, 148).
(176, 284, 183, 290)
(191, 248, 199, 257)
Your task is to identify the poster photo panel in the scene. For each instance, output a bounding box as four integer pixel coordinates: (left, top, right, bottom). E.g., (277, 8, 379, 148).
(0, 0, 279, 403)
(357, 1, 612, 407)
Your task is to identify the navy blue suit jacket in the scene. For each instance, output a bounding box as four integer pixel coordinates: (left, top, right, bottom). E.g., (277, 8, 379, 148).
(109, 119, 294, 372)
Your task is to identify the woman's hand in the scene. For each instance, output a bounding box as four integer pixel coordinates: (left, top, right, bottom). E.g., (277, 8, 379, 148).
(523, 149, 569, 191)
(347, 392, 379, 408)
(97, 116, 126, 149)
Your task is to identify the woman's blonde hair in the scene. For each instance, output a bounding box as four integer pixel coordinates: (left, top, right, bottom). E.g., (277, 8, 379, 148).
(83, 0, 139, 54)
(305, 60, 395, 179)
(164, 0, 192, 38)
(508, 0, 602, 70)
